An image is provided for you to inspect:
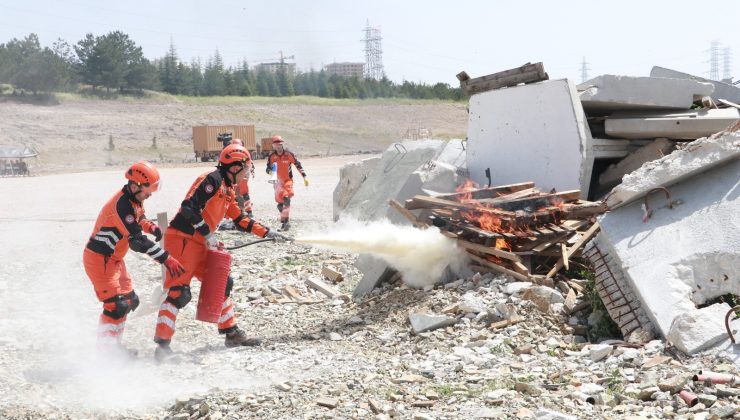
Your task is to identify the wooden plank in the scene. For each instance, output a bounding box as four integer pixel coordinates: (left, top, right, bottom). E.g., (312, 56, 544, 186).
(512, 261, 530, 276)
(405, 196, 516, 218)
(456, 239, 522, 262)
(305, 277, 339, 298)
(157, 212, 168, 281)
(561, 243, 569, 270)
(465, 252, 531, 282)
(475, 188, 538, 205)
(429, 182, 535, 201)
(283, 285, 304, 301)
(546, 222, 601, 279)
(482, 190, 582, 212)
(460, 63, 548, 94)
(389, 199, 426, 228)
(321, 266, 344, 283)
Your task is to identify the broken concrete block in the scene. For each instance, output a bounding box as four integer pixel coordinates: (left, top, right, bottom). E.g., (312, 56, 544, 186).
(332, 156, 380, 221)
(598, 138, 675, 189)
(589, 344, 612, 362)
(595, 136, 739, 354)
(578, 74, 713, 112)
(606, 131, 740, 209)
(667, 304, 733, 354)
(352, 254, 397, 298)
(521, 285, 565, 313)
(604, 108, 740, 140)
(651, 66, 740, 104)
(466, 79, 595, 198)
(408, 313, 457, 334)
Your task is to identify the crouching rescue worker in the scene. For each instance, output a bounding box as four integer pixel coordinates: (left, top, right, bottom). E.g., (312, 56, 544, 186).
(154, 143, 288, 361)
(265, 135, 308, 231)
(83, 161, 186, 356)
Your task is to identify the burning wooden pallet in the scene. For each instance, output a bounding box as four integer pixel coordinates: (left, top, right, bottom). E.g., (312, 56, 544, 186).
(392, 182, 607, 284)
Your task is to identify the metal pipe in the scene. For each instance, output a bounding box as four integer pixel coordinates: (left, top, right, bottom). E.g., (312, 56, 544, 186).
(725, 305, 739, 344)
(694, 371, 737, 385)
(678, 390, 698, 407)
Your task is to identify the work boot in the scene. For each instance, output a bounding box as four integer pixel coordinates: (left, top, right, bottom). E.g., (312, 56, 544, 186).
(224, 327, 262, 347)
(246, 210, 253, 218)
(154, 342, 177, 363)
(280, 219, 290, 231)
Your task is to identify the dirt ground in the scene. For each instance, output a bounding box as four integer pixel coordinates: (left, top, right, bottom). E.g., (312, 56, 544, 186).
(0, 97, 468, 174)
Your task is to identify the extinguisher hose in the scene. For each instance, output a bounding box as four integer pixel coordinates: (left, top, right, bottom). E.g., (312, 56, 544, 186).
(225, 238, 276, 250)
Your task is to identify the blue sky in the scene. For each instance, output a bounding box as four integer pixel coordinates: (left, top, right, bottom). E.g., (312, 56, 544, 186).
(1, 0, 738, 85)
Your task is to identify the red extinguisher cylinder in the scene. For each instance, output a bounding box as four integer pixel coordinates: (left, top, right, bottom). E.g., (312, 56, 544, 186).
(196, 248, 232, 323)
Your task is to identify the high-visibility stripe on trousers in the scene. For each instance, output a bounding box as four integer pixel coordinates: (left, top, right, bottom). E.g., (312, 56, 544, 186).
(154, 296, 237, 341)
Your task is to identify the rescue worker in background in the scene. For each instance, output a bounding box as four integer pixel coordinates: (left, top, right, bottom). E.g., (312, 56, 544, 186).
(230, 138, 255, 217)
(154, 143, 288, 361)
(265, 135, 308, 231)
(83, 161, 186, 356)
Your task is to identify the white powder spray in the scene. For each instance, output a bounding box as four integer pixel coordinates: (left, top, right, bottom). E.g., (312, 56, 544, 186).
(297, 218, 468, 288)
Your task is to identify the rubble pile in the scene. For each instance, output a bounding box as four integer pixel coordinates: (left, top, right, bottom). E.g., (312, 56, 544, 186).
(150, 263, 740, 419)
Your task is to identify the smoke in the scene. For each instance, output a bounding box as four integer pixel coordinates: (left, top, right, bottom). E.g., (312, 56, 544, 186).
(296, 218, 468, 288)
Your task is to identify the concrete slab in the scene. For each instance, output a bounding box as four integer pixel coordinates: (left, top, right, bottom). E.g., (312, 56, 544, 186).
(651, 66, 740, 104)
(340, 139, 446, 221)
(605, 108, 740, 140)
(596, 150, 739, 354)
(605, 131, 740, 209)
(466, 79, 594, 197)
(578, 75, 713, 112)
(598, 138, 675, 189)
(332, 156, 380, 221)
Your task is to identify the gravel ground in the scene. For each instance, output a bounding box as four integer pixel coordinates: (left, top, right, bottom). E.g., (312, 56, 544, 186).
(1, 155, 739, 419)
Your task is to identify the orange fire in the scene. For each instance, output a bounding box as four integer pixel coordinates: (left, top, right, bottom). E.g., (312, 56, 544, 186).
(455, 179, 480, 203)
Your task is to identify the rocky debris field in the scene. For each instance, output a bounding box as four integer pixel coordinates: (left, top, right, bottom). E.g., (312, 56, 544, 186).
(2, 228, 738, 419)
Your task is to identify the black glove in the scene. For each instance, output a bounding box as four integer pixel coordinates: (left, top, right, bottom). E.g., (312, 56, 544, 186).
(149, 224, 163, 242)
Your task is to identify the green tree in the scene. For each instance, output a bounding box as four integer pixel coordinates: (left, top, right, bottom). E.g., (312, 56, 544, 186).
(202, 51, 226, 95)
(276, 67, 294, 96)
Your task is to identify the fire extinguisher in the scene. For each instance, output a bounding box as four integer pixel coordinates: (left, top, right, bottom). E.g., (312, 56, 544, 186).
(196, 247, 232, 323)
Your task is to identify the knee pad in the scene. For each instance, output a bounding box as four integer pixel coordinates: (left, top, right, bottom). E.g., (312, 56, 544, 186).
(125, 290, 140, 312)
(283, 197, 291, 206)
(166, 285, 192, 309)
(277, 203, 283, 212)
(103, 295, 130, 319)
(225, 275, 234, 297)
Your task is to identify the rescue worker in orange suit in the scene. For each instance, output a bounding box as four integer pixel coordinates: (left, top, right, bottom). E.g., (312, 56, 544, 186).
(153, 143, 288, 361)
(83, 161, 186, 356)
(265, 135, 308, 231)
(230, 138, 255, 217)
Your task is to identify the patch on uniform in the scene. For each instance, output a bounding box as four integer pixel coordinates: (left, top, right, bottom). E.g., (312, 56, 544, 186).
(205, 184, 214, 194)
(125, 214, 135, 224)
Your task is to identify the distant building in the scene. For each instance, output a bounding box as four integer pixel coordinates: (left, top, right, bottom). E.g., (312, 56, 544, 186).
(255, 62, 296, 76)
(324, 62, 365, 78)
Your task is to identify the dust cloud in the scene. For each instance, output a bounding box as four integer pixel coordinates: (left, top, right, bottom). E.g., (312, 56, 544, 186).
(296, 218, 468, 288)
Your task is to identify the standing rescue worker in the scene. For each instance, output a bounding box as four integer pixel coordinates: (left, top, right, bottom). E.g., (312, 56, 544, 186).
(230, 138, 255, 217)
(265, 135, 308, 231)
(154, 143, 288, 361)
(83, 161, 186, 356)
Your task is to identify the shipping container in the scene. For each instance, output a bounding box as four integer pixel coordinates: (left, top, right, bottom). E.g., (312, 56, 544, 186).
(192, 125, 257, 161)
(258, 137, 274, 159)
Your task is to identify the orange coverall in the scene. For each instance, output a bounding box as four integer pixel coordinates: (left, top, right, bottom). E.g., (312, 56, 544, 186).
(84, 187, 169, 345)
(266, 150, 306, 223)
(154, 169, 268, 344)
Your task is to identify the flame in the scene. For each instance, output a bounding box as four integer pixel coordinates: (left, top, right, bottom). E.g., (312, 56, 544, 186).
(455, 179, 480, 202)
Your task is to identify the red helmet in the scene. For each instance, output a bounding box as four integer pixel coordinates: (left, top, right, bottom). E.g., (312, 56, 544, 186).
(125, 161, 160, 192)
(231, 138, 243, 146)
(219, 144, 251, 166)
(271, 135, 284, 144)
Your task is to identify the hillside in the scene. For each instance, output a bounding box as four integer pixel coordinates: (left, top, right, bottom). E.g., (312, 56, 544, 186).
(0, 94, 468, 173)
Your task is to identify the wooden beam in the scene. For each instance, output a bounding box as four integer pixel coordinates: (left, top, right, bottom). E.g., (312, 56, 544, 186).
(456, 238, 522, 263)
(465, 252, 531, 282)
(305, 277, 339, 298)
(431, 182, 535, 201)
(546, 223, 601, 279)
(460, 62, 548, 94)
(389, 199, 426, 228)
